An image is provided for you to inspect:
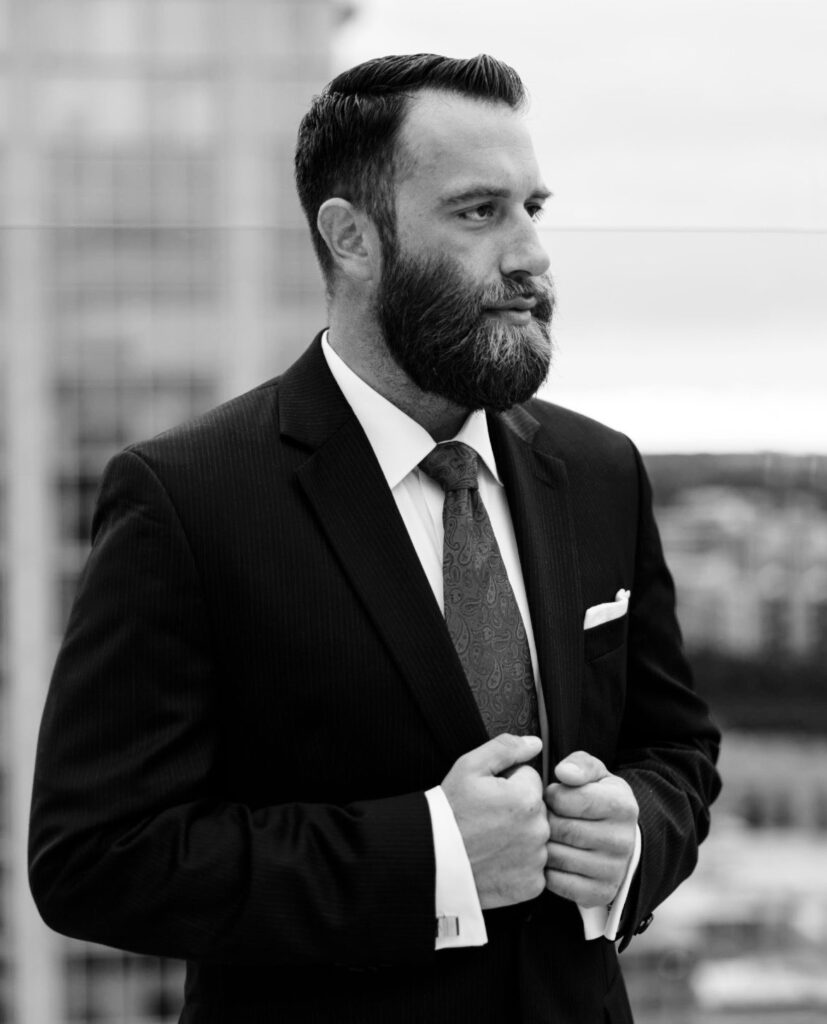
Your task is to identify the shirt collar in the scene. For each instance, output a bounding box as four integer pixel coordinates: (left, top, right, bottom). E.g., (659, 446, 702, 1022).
(321, 332, 503, 490)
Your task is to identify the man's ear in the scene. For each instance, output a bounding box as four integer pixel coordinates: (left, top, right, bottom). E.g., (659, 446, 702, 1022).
(316, 199, 379, 283)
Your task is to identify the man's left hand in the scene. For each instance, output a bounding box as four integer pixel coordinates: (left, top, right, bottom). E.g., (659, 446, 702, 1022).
(544, 750, 639, 908)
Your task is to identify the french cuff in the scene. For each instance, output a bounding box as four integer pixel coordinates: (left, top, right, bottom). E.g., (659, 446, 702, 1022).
(425, 786, 488, 950)
(578, 824, 642, 941)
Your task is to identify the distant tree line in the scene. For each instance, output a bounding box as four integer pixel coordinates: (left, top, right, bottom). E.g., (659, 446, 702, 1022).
(628, 452, 827, 733)
(689, 648, 827, 734)
(644, 452, 827, 510)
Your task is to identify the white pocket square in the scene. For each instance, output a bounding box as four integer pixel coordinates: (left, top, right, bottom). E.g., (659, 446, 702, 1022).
(583, 589, 630, 630)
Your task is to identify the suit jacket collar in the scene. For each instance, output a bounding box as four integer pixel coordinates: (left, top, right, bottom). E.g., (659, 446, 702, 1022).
(279, 335, 583, 766)
(278, 332, 353, 450)
(280, 336, 488, 764)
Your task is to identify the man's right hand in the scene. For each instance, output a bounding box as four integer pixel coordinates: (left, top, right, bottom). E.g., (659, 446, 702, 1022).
(440, 734, 548, 909)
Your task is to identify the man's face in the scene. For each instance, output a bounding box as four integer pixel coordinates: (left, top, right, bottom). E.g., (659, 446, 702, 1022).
(374, 90, 554, 412)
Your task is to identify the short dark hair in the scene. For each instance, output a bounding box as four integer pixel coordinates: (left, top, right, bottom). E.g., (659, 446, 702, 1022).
(294, 53, 527, 283)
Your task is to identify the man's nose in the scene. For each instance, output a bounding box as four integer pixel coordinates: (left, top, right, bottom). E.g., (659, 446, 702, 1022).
(499, 216, 551, 280)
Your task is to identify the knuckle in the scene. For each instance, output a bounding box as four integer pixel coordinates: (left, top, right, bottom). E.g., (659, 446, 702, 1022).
(508, 764, 531, 787)
(528, 872, 546, 899)
(545, 845, 564, 872)
(513, 765, 542, 793)
(602, 833, 626, 858)
(546, 869, 575, 902)
(599, 882, 617, 906)
(546, 786, 567, 815)
(607, 826, 635, 856)
(607, 792, 637, 823)
(528, 825, 549, 857)
(599, 791, 621, 818)
(516, 786, 542, 817)
(554, 817, 576, 844)
(516, 866, 546, 902)
(525, 771, 544, 798)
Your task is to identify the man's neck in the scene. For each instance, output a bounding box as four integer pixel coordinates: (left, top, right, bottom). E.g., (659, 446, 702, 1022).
(326, 320, 470, 442)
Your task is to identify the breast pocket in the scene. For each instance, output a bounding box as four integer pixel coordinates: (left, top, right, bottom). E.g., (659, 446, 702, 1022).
(584, 613, 628, 662)
(580, 614, 629, 760)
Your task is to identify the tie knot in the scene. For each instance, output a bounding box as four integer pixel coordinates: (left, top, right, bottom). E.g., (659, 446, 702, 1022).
(419, 441, 480, 493)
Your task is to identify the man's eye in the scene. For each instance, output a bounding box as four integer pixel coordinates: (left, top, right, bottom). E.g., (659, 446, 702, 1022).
(460, 204, 495, 222)
(527, 204, 546, 222)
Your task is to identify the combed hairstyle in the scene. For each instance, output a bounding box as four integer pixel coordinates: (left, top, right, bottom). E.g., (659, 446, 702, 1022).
(294, 53, 527, 283)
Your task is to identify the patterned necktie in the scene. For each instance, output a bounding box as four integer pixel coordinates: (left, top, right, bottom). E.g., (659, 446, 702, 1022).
(419, 441, 540, 740)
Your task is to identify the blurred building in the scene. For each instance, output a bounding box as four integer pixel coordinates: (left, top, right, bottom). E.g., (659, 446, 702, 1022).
(631, 472, 827, 1022)
(622, 732, 827, 1024)
(657, 486, 827, 661)
(0, 1, 345, 1020)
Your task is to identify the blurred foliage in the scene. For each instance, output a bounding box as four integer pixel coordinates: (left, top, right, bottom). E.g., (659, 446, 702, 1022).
(691, 648, 827, 733)
(645, 453, 827, 510)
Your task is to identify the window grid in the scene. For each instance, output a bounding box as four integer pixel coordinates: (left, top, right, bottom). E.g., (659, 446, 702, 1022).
(2, 2, 334, 1020)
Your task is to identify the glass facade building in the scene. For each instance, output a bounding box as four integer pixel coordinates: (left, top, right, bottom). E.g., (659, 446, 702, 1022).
(1, 1, 339, 1019)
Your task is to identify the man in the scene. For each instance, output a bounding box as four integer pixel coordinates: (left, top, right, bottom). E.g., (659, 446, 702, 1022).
(30, 54, 720, 1023)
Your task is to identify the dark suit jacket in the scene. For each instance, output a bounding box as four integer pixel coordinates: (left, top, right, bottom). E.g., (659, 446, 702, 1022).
(29, 334, 720, 1024)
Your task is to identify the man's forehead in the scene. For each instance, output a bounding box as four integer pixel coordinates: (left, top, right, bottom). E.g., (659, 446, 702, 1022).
(397, 89, 542, 190)
(401, 89, 527, 152)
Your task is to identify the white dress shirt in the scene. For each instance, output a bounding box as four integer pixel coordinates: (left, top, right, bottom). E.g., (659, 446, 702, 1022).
(321, 334, 640, 950)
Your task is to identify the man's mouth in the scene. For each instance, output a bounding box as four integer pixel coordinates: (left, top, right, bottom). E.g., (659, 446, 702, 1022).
(486, 296, 537, 313)
(484, 297, 537, 324)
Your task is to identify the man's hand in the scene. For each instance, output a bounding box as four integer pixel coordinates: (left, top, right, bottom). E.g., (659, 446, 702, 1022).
(441, 734, 548, 909)
(544, 750, 639, 908)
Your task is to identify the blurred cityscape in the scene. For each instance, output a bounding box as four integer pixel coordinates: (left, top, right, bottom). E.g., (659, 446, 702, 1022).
(627, 454, 827, 1024)
(1, 1, 339, 1020)
(1, 1, 825, 1022)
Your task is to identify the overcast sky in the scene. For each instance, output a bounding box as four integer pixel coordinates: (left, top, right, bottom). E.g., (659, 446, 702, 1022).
(335, 1, 827, 453)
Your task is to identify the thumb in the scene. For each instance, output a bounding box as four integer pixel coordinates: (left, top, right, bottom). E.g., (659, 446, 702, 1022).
(463, 733, 543, 777)
(554, 750, 608, 787)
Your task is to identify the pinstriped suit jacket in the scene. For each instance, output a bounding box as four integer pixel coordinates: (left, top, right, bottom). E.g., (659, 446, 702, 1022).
(29, 334, 720, 1023)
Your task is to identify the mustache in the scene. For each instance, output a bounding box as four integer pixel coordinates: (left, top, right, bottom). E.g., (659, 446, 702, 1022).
(478, 276, 555, 320)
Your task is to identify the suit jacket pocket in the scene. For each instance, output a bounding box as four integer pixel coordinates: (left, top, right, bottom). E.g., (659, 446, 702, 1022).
(584, 612, 628, 661)
(580, 622, 628, 762)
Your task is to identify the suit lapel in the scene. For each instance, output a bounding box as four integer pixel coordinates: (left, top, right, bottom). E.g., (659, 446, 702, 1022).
(489, 407, 584, 764)
(279, 338, 488, 765)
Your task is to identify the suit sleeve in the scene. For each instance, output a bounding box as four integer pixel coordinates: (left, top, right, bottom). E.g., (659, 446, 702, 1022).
(28, 449, 436, 967)
(614, 445, 722, 949)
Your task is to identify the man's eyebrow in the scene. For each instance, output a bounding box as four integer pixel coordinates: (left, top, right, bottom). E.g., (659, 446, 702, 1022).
(439, 185, 553, 207)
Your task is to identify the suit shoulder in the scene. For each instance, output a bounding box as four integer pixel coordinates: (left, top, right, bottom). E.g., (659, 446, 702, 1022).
(516, 399, 650, 538)
(121, 376, 284, 474)
(522, 396, 638, 464)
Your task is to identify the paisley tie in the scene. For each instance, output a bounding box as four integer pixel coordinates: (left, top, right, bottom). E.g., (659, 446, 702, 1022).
(419, 441, 540, 740)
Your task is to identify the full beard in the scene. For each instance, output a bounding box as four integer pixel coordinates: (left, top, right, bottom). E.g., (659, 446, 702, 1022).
(374, 243, 555, 412)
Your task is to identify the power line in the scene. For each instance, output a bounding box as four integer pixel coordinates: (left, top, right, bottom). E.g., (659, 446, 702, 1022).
(544, 225, 827, 235)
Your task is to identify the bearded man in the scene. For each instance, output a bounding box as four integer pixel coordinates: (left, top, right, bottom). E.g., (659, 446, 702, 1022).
(30, 54, 720, 1024)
